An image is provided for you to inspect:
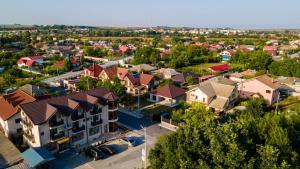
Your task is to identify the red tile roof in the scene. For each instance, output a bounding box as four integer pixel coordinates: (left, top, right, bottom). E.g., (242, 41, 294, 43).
(52, 60, 65, 68)
(152, 84, 186, 99)
(102, 67, 129, 80)
(0, 89, 36, 121)
(84, 64, 104, 78)
(209, 64, 230, 72)
(139, 73, 154, 85)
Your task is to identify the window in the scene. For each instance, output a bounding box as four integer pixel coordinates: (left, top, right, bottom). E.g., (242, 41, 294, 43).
(203, 98, 206, 102)
(266, 90, 271, 94)
(40, 132, 44, 136)
(16, 128, 22, 134)
(89, 126, 100, 136)
(72, 132, 84, 143)
(15, 118, 21, 124)
(93, 115, 99, 121)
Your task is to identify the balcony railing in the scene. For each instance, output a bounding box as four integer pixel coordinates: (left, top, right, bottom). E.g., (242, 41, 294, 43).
(49, 119, 64, 128)
(21, 119, 33, 128)
(91, 119, 103, 126)
(71, 112, 84, 121)
(23, 131, 35, 142)
(72, 125, 85, 133)
(90, 107, 102, 115)
(109, 111, 118, 121)
(50, 132, 65, 141)
(108, 101, 118, 110)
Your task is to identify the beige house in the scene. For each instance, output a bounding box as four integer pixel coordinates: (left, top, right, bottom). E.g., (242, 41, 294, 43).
(150, 84, 186, 107)
(20, 88, 118, 152)
(122, 73, 155, 96)
(186, 77, 238, 112)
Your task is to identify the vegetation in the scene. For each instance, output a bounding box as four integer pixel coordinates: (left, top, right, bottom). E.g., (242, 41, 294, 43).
(149, 100, 300, 169)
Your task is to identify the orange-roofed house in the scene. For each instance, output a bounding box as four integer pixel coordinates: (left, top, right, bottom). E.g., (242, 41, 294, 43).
(0, 89, 36, 138)
(83, 64, 104, 79)
(123, 73, 155, 96)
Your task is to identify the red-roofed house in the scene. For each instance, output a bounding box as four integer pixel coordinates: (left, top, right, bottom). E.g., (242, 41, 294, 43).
(83, 64, 104, 79)
(119, 45, 130, 53)
(17, 56, 44, 67)
(263, 46, 278, 56)
(0, 89, 36, 138)
(209, 64, 230, 73)
(149, 84, 186, 107)
(123, 73, 155, 96)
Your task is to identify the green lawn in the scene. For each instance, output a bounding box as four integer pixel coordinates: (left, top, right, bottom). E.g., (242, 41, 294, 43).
(143, 104, 173, 115)
(179, 63, 245, 75)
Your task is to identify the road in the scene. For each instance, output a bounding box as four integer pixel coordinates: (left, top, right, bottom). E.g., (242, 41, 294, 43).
(42, 70, 83, 85)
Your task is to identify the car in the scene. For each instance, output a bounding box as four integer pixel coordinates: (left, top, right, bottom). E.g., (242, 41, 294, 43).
(98, 145, 116, 155)
(86, 148, 104, 160)
(121, 137, 136, 147)
(94, 147, 106, 158)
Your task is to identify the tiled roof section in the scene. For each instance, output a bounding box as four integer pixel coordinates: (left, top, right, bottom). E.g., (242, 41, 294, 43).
(86, 64, 103, 78)
(139, 73, 154, 85)
(103, 67, 129, 80)
(172, 72, 199, 84)
(19, 84, 44, 97)
(153, 84, 186, 99)
(255, 75, 282, 90)
(209, 64, 230, 72)
(0, 89, 35, 121)
(20, 88, 118, 125)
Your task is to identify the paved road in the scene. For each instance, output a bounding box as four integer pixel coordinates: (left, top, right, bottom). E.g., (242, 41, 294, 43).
(42, 70, 83, 85)
(118, 111, 152, 130)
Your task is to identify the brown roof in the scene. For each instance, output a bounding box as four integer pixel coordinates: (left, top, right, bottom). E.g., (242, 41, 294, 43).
(103, 67, 129, 80)
(0, 89, 35, 121)
(153, 84, 186, 99)
(139, 73, 154, 85)
(255, 75, 282, 90)
(20, 88, 118, 125)
(172, 72, 199, 84)
(85, 64, 104, 78)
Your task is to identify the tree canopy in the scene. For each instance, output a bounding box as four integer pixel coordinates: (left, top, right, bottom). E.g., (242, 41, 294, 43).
(149, 100, 300, 169)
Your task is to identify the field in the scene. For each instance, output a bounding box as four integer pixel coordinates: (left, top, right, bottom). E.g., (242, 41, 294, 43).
(81, 36, 153, 41)
(179, 63, 245, 75)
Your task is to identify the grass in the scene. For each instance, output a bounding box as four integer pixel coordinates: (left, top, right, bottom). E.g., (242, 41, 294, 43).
(179, 63, 245, 75)
(277, 96, 300, 112)
(143, 104, 173, 115)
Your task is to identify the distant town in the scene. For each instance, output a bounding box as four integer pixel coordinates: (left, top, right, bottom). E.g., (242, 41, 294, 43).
(1, 24, 300, 169)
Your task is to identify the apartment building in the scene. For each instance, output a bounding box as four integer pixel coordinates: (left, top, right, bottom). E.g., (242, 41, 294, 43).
(19, 88, 118, 152)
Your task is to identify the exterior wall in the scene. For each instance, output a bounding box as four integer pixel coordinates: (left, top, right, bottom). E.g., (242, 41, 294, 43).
(5, 114, 22, 137)
(186, 88, 211, 105)
(240, 79, 278, 105)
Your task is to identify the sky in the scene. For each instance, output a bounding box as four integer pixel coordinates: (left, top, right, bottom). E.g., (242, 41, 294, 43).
(0, 0, 300, 29)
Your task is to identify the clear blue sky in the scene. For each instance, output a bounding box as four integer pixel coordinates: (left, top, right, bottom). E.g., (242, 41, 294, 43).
(1, 0, 300, 29)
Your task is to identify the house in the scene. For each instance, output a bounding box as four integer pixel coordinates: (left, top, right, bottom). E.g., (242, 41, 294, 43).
(219, 50, 235, 61)
(241, 69, 256, 77)
(17, 56, 44, 67)
(149, 84, 186, 107)
(63, 77, 81, 92)
(238, 45, 255, 51)
(199, 75, 215, 82)
(186, 77, 238, 112)
(99, 67, 129, 81)
(0, 89, 36, 138)
(239, 75, 282, 105)
(172, 72, 200, 86)
(154, 68, 180, 79)
(119, 45, 131, 53)
(19, 88, 119, 152)
(19, 84, 45, 99)
(229, 73, 244, 82)
(129, 64, 157, 73)
(263, 46, 277, 56)
(123, 73, 155, 96)
(277, 76, 300, 96)
(209, 64, 230, 73)
(83, 64, 104, 79)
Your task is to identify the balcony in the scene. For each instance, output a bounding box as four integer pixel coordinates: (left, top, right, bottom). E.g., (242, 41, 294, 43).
(91, 119, 103, 126)
(109, 111, 118, 121)
(23, 131, 35, 143)
(50, 132, 65, 141)
(49, 119, 64, 128)
(72, 125, 85, 134)
(108, 101, 118, 111)
(90, 107, 102, 115)
(21, 119, 32, 128)
(71, 111, 84, 121)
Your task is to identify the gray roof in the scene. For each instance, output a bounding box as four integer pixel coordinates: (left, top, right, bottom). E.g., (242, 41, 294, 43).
(209, 97, 228, 110)
(0, 133, 23, 168)
(19, 84, 44, 97)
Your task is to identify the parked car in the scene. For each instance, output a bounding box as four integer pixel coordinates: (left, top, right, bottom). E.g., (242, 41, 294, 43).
(99, 145, 116, 155)
(86, 148, 105, 160)
(121, 137, 136, 147)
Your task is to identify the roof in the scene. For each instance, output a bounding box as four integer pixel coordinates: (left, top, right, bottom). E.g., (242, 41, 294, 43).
(19, 84, 44, 97)
(139, 73, 154, 85)
(172, 72, 199, 84)
(0, 89, 36, 121)
(52, 60, 65, 68)
(209, 64, 230, 72)
(130, 64, 157, 72)
(85, 64, 103, 78)
(102, 67, 129, 80)
(254, 75, 282, 90)
(208, 97, 228, 110)
(152, 84, 186, 99)
(241, 69, 256, 77)
(20, 88, 117, 125)
(200, 75, 215, 81)
(0, 132, 23, 168)
(156, 68, 180, 77)
(21, 147, 55, 168)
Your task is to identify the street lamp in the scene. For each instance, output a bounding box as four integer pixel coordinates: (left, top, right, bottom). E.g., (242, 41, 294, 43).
(140, 125, 147, 168)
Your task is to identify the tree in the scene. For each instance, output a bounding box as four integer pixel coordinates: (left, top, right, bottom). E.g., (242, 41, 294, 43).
(149, 103, 300, 169)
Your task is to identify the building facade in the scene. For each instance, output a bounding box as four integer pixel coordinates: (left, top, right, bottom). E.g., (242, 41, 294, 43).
(20, 88, 118, 152)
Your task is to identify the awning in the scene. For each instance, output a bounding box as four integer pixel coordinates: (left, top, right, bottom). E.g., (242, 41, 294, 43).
(57, 137, 70, 144)
(21, 147, 55, 168)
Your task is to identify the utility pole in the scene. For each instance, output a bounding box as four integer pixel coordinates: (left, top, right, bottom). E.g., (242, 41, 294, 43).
(141, 125, 147, 168)
(275, 92, 280, 115)
(137, 89, 140, 113)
